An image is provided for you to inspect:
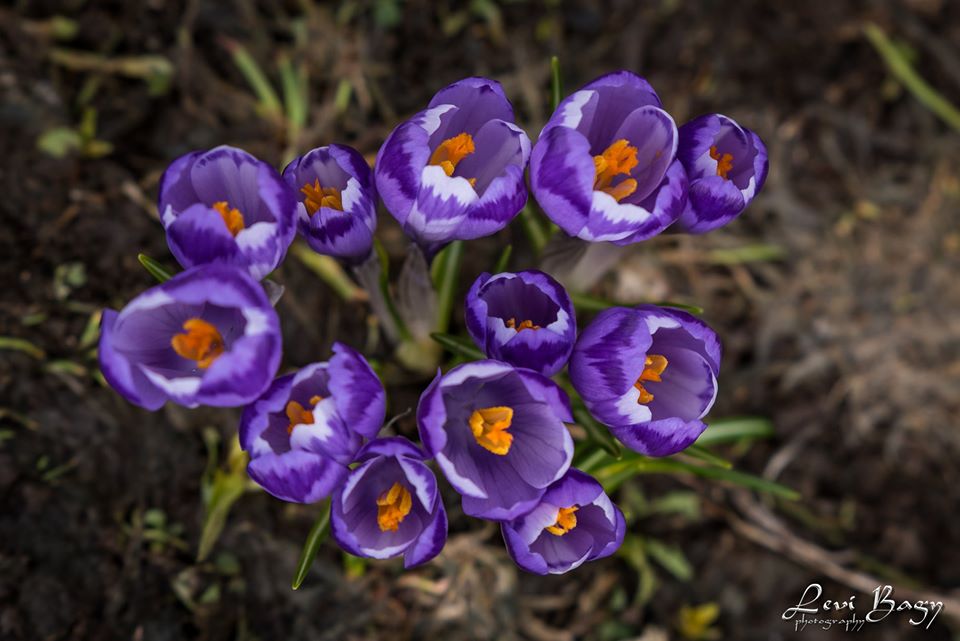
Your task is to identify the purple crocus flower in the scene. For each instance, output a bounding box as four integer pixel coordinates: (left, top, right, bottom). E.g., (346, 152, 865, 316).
(501, 469, 625, 575)
(159, 145, 297, 280)
(375, 77, 531, 253)
(99, 264, 281, 409)
(465, 270, 576, 377)
(417, 360, 574, 520)
(676, 114, 768, 233)
(529, 71, 687, 245)
(569, 305, 721, 456)
(239, 343, 386, 504)
(330, 437, 447, 567)
(282, 144, 377, 263)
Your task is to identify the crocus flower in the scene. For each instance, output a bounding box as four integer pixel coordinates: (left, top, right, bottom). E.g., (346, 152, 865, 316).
(465, 270, 576, 376)
(282, 144, 377, 263)
(239, 343, 386, 504)
(375, 77, 531, 253)
(569, 305, 721, 456)
(159, 145, 297, 280)
(330, 437, 447, 567)
(417, 360, 573, 520)
(99, 264, 281, 409)
(529, 71, 687, 244)
(676, 113, 768, 233)
(501, 469, 625, 575)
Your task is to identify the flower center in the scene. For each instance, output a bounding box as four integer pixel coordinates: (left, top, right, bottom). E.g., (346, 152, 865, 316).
(376, 481, 413, 532)
(709, 145, 734, 180)
(429, 132, 477, 187)
(170, 318, 225, 370)
(634, 354, 668, 404)
(505, 318, 541, 332)
(285, 395, 324, 434)
(212, 201, 245, 236)
(468, 406, 514, 455)
(300, 180, 343, 214)
(545, 505, 579, 536)
(593, 139, 639, 202)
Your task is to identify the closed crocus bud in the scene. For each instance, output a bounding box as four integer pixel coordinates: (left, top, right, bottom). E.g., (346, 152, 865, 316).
(465, 270, 576, 377)
(417, 360, 573, 520)
(375, 77, 531, 254)
(569, 305, 721, 456)
(676, 114, 768, 233)
(330, 437, 448, 567)
(530, 71, 687, 245)
(282, 144, 377, 264)
(239, 343, 386, 504)
(99, 264, 282, 409)
(159, 145, 297, 280)
(501, 469, 625, 575)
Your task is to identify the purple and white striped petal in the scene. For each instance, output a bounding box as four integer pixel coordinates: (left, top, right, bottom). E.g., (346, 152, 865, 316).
(99, 264, 281, 410)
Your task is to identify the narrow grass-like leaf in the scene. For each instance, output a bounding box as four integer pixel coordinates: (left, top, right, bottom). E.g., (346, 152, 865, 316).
(492, 244, 513, 274)
(696, 417, 775, 446)
(292, 503, 331, 590)
(707, 244, 784, 265)
(430, 332, 484, 360)
(138, 253, 173, 283)
(224, 40, 282, 119)
(434, 240, 463, 334)
(197, 452, 249, 562)
(681, 444, 732, 469)
(635, 458, 800, 500)
(290, 241, 366, 302)
(0, 337, 46, 360)
(518, 202, 549, 254)
(550, 55, 563, 111)
(645, 537, 693, 581)
(864, 23, 960, 133)
(572, 405, 622, 459)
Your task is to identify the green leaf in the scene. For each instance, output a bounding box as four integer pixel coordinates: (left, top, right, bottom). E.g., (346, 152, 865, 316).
(864, 23, 960, 133)
(434, 240, 463, 334)
(571, 292, 703, 315)
(645, 537, 693, 581)
(517, 202, 550, 254)
(225, 40, 282, 119)
(549, 55, 563, 111)
(197, 437, 249, 561)
(572, 404, 622, 459)
(707, 244, 784, 265)
(0, 336, 46, 360)
(137, 253, 173, 283)
(292, 504, 331, 590)
(430, 332, 484, 360)
(637, 457, 801, 500)
(682, 444, 732, 469)
(290, 241, 366, 302)
(37, 127, 82, 158)
(492, 244, 513, 274)
(696, 417, 774, 446)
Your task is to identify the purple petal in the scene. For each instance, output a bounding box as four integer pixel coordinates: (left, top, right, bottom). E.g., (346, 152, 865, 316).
(247, 450, 348, 504)
(529, 126, 595, 237)
(328, 342, 386, 439)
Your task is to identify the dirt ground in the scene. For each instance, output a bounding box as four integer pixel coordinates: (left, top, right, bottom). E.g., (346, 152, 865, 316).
(2, 1, 960, 640)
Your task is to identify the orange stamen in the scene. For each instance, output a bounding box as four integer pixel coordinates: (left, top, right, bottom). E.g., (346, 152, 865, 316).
(545, 505, 579, 536)
(170, 318, 225, 369)
(709, 145, 734, 180)
(469, 406, 514, 455)
(376, 482, 413, 532)
(285, 395, 324, 434)
(505, 318, 541, 332)
(593, 139, 639, 202)
(212, 201, 245, 236)
(633, 354, 668, 404)
(429, 133, 477, 183)
(300, 179, 343, 214)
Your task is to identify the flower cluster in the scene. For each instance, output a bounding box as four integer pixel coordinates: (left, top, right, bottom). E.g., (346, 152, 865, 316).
(100, 71, 765, 576)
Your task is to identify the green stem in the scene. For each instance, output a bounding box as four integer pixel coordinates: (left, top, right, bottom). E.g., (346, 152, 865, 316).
(434, 240, 463, 334)
(550, 55, 563, 111)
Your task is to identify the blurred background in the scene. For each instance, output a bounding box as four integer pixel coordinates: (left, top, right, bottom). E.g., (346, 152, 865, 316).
(2, 1, 960, 639)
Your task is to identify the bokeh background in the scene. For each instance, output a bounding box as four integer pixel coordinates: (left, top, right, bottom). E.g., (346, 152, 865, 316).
(2, 1, 960, 639)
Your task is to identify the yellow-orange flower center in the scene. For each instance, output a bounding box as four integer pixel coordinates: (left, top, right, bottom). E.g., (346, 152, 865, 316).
(300, 179, 343, 214)
(170, 318, 225, 370)
(709, 145, 734, 180)
(545, 505, 579, 536)
(593, 139, 639, 202)
(505, 318, 541, 332)
(285, 395, 324, 434)
(376, 481, 413, 532)
(634, 354, 668, 404)
(469, 406, 514, 455)
(212, 201, 245, 236)
(429, 132, 478, 187)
